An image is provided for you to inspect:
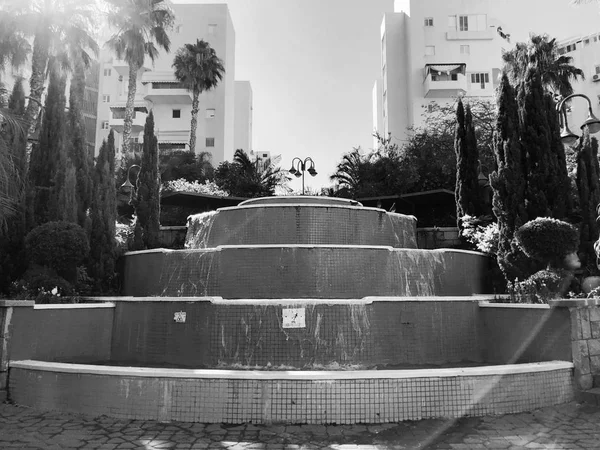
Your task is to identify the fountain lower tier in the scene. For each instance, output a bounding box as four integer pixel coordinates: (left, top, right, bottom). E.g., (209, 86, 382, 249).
(123, 246, 491, 298)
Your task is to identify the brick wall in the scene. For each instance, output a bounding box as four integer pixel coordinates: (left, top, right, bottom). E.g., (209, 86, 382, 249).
(550, 299, 600, 391)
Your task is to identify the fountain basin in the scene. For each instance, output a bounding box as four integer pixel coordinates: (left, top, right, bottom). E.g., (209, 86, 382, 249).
(9, 360, 574, 423)
(185, 201, 418, 249)
(123, 247, 490, 298)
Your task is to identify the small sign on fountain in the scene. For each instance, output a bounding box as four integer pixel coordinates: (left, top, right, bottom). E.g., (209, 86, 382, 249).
(174, 311, 187, 323)
(282, 308, 305, 328)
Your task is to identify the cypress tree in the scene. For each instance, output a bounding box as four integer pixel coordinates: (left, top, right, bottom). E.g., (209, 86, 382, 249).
(544, 93, 573, 220)
(516, 69, 552, 220)
(490, 74, 532, 282)
(455, 99, 481, 229)
(132, 111, 161, 250)
(89, 130, 117, 291)
(67, 58, 92, 229)
(27, 64, 67, 229)
(576, 128, 600, 274)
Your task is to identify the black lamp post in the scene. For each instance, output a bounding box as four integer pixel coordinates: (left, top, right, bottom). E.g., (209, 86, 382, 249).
(557, 93, 600, 146)
(288, 157, 317, 195)
(120, 164, 142, 204)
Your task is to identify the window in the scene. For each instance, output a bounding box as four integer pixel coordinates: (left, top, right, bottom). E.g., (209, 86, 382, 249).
(102, 95, 110, 103)
(103, 68, 111, 76)
(424, 17, 433, 27)
(425, 46, 435, 56)
(208, 24, 217, 35)
(595, 65, 600, 75)
(470, 72, 490, 88)
(453, 14, 486, 31)
(206, 108, 215, 118)
(584, 39, 590, 46)
(172, 109, 181, 118)
(460, 45, 470, 55)
(101, 121, 109, 130)
(206, 138, 215, 147)
(175, 24, 182, 33)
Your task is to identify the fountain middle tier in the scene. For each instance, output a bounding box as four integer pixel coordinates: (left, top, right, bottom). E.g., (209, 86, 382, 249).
(123, 246, 490, 298)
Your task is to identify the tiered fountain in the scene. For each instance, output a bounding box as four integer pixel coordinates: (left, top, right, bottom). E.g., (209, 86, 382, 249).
(9, 197, 574, 423)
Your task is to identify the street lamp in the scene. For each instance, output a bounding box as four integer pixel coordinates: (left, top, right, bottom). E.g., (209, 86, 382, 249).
(556, 93, 600, 146)
(288, 157, 317, 195)
(120, 164, 141, 204)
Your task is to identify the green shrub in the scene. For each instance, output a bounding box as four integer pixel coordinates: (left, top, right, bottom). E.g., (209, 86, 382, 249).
(508, 269, 574, 303)
(515, 218, 578, 268)
(25, 221, 90, 282)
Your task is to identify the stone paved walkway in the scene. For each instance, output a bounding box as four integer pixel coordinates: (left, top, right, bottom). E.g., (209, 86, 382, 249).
(1, 402, 600, 449)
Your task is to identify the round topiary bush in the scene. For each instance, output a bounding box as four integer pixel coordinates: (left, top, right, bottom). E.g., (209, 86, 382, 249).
(25, 221, 90, 282)
(515, 218, 579, 268)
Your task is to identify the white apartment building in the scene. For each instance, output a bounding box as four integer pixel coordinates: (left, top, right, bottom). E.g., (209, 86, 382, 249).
(557, 34, 600, 142)
(374, 0, 510, 146)
(234, 81, 253, 153)
(95, 3, 252, 165)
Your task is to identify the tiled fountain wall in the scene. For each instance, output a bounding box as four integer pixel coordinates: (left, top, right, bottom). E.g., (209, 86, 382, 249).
(1, 299, 576, 422)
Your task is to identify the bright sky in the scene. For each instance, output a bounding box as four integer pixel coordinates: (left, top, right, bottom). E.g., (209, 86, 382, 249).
(173, 0, 600, 192)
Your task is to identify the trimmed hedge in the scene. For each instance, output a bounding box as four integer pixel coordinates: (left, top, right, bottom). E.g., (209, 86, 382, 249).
(515, 218, 578, 267)
(25, 221, 90, 279)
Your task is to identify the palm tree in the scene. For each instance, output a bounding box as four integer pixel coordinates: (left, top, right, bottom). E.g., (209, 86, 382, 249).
(105, 0, 174, 156)
(172, 39, 225, 153)
(0, 14, 30, 77)
(502, 33, 584, 97)
(1, 0, 98, 138)
(0, 84, 25, 227)
(329, 148, 364, 198)
(215, 149, 289, 197)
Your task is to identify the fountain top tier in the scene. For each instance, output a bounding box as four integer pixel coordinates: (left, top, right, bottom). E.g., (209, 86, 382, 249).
(185, 196, 417, 249)
(238, 196, 364, 207)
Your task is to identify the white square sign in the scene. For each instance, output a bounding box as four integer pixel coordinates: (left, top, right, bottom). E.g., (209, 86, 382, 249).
(282, 308, 306, 328)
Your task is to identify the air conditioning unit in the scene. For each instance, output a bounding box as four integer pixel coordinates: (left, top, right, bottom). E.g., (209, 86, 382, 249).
(593, 74, 600, 82)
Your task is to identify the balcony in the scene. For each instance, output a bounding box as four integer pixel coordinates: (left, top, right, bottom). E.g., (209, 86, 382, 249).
(446, 30, 495, 41)
(142, 71, 192, 105)
(423, 64, 467, 98)
(109, 105, 148, 133)
(111, 59, 151, 78)
(156, 130, 190, 147)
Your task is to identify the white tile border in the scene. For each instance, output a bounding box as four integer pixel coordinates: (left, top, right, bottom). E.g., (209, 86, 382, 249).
(10, 360, 573, 380)
(33, 303, 116, 310)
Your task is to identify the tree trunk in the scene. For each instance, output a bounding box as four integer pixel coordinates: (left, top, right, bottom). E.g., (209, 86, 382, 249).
(189, 89, 200, 153)
(122, 61, 139, 156)
(23, 30, 50, 138)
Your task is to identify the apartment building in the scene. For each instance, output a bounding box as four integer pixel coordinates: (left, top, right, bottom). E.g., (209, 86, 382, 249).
(234, 81, 253, 153)
(95, 3, 252, 165)
(557, 34, 600, 141)
(374, 0, 510, 145)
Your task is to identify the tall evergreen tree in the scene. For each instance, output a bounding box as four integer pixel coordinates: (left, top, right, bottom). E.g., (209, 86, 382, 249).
(516, 69, 572, 221)
(576, 128, 600, 274)
(490, 74, 531, 282)
(89, 130, 117, 291)
(27, 64, 67, 229)
(132, 111, 161, 250)
(67, 57, 92, 228)
(455, 99, 481, 229)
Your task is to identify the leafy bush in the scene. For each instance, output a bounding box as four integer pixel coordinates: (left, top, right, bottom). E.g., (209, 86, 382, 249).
(163, 179, 229, 196)
(461, 215, 499, 254)
(508, 269, 574, 303)
(25, 221, 90, 282)
(515, 218, 579, 267)
(9, 265, 75, 303)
